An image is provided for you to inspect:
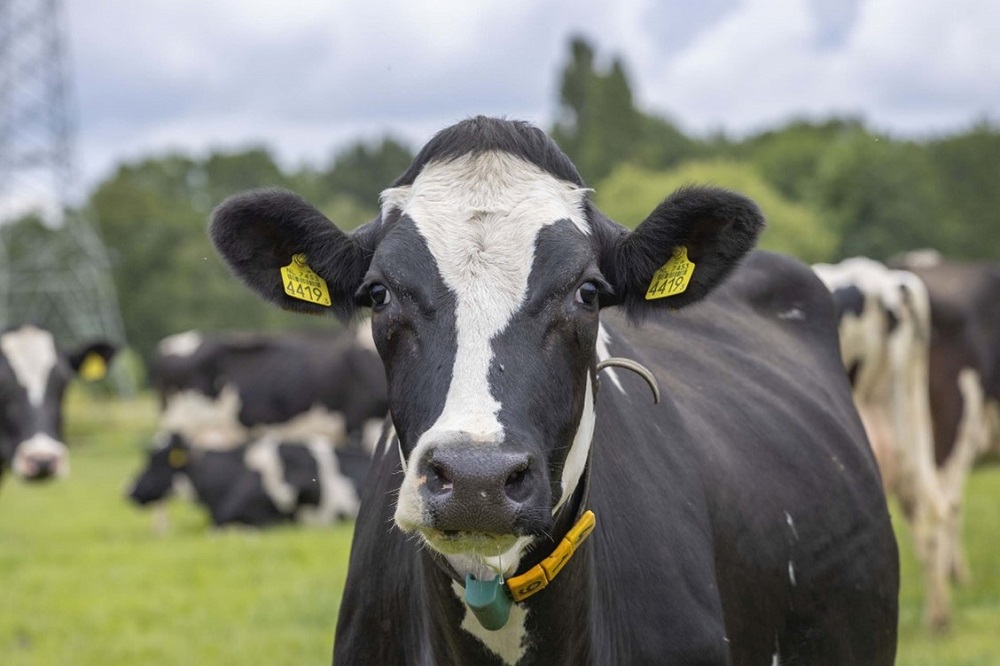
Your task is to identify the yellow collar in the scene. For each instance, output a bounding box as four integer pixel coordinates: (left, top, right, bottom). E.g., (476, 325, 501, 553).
(505, 509, 596, 602)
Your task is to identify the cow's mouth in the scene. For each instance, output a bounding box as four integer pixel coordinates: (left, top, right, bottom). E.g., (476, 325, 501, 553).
(419, 528, 520, 558)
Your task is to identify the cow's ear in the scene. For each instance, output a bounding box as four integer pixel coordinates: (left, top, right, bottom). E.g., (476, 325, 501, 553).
(68, 341, 118, 381)
(210, 188, 375, 321)
(600, 186, 764, 317)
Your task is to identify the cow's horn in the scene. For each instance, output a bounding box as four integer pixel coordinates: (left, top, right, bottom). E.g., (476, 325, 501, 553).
(596, 357, 660, 404)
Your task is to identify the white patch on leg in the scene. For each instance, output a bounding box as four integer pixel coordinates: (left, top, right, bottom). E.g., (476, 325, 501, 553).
(244, 438, 296, 513)
(157, 331, 203, 357)
(301, 437, 360, 522)
(451, 581, 528, 666)
(1, 326, 58, 406)
(387, 151, 590, 546)
(788, 560, 796, 586)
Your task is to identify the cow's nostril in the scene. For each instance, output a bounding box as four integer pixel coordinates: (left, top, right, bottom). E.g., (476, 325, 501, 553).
(504, 462, 532, 502)
(427, 461, 453, 494)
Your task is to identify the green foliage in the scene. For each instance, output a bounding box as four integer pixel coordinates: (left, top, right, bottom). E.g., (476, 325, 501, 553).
(321, 137, 413, 209)
(808, 131, 954, 260)
(596, 160, 837, 262)
(86, 150, 338, 363)
(926, 122, 1000, 260)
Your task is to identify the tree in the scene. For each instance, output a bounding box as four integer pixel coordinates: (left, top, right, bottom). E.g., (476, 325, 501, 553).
(809, 132, 954, 260)
(552, 38, 645, 183)
(596, 160, 837, 263)
(321, 137, 413, 209)
(927, 121, 1000, 259)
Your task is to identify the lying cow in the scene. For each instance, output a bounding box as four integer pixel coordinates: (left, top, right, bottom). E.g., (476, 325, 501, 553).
(150, 325, 387, 451)
(0, 324, 117, 483)
(813, 257, 963, 629)
(128, 433, 370, 526)
(212, 117, 898, 664)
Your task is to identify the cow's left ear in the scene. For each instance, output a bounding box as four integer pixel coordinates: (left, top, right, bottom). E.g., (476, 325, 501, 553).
(210, 188, 376, 321)
(68, 341, 119, 381)
(600, 186, 764, 317)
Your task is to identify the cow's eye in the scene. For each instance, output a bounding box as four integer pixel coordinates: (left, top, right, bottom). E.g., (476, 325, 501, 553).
(369, 284, 391, 307)
(575, 282, 599, 307)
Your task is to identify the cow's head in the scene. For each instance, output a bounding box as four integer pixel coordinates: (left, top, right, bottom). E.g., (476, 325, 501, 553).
(211, 117, 762, 575)
(0, 325, 117, 482)
(127, 433, 192, 505)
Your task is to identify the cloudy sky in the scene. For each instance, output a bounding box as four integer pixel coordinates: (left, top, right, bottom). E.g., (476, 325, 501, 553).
(62, 0, 1000, 191)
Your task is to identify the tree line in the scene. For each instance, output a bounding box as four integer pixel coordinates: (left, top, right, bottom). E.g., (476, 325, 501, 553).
(3, 36, 997, 364)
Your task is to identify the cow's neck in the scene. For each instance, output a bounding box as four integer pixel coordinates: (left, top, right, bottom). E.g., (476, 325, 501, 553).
(421, 466, 595, 665)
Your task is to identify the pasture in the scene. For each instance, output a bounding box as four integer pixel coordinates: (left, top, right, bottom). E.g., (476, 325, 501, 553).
(1, 388, 998, 665)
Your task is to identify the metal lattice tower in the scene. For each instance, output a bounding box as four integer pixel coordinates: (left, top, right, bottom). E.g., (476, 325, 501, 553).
(0, 0, 127, 362)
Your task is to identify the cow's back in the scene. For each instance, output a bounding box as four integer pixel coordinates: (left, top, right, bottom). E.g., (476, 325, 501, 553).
(589, 251, 898, 663)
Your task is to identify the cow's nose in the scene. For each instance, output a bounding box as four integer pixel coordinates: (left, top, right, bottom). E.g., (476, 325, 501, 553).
(418, 445, 545, 534)
(24, 455, 58, 481)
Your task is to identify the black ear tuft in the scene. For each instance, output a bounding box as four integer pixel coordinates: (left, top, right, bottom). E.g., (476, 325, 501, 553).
(210, 188, 373, 321)
(603, 186, 764, 319)
(68, 341, 119, 375)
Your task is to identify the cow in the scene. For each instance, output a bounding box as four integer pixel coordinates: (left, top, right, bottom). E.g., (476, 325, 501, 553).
(127, 432, 371, 526)
(813, 257, 968, 629)
(0, 324, 117, 484)
(150, 325, 387, 451)
(210, 117, 898, 664)
(892, 253, 1000, 597)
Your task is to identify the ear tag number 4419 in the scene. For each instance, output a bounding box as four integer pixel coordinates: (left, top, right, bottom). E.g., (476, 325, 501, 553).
(281, 253, 331, 307)
(645, 246, 695, 300)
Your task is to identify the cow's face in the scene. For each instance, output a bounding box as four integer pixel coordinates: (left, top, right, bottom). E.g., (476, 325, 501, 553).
(211, 118, 762, 574)
(0, 326, 116, 482)
(128, 434, 190, 505)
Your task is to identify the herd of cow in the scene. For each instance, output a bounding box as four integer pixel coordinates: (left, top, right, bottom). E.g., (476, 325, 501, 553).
(1, 117, 997, 664)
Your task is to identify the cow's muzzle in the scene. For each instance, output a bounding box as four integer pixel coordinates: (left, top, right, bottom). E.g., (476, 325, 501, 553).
(413, 443, 551, 544)
(12, 434, 69, 482)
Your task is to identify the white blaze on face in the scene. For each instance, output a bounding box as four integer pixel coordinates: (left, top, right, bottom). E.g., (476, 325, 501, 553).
(1, 326, 59, 407)
(383, 152, 589, 530)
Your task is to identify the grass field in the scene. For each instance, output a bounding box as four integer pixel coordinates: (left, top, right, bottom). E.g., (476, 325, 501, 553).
(1, 389, 998, 665)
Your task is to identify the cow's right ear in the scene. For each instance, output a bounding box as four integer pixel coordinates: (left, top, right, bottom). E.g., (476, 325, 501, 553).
(210, 188, 375, 321)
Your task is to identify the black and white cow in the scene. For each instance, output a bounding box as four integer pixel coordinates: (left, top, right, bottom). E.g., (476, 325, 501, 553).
(813, 257, 964, 630)
(128, 433, 370, 526)
(0, 324, 117, 483)
(211, 117, 898, 664)
(150, 325, 387, 451)
(892, 253, 1000, 597)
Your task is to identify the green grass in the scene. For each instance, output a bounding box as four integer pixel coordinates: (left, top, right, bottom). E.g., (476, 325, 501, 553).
(1, 388, 998, 664)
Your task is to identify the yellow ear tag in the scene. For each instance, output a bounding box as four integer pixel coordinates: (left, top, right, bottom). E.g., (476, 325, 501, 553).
(280, 253, 331, 307)
(645, 246, 696, 300)
(79, 353, 107, 381)
(168, 448, 188, 469)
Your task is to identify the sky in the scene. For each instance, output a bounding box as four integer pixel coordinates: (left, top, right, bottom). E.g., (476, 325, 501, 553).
(51, 0, 1000, 192)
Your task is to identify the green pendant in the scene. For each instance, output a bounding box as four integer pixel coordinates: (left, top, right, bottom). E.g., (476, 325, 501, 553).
(464, 574, 512, 631)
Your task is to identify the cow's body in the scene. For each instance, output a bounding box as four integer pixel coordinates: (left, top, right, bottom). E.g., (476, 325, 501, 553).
(210, 117, 898, 664)
(0, 324, 116, 484)
(128, 434, 370, 526)
(814, 257, 964, 629)
(151, 325, 386, 451)
(895, 255, 1000, 603)
(341, 252, 897, 665)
